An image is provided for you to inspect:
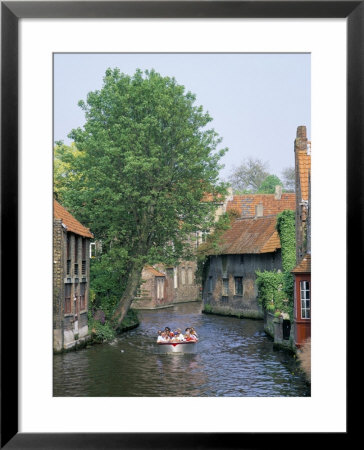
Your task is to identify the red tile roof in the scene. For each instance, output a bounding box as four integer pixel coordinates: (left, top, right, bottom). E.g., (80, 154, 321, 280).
(54, 199, 93, 238)
(217, 215, 281, 255)
(292, 253, 311, 273)
(226, 193, 295, 217)
(145, 266, 165, 277)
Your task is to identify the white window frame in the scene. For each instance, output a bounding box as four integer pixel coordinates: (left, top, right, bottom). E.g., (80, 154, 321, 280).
(300, 280, 310, 319)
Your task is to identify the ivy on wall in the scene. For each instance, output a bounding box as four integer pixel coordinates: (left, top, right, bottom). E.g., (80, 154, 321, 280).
(196, 209, 240, 285)
(256, 210, 296, 319)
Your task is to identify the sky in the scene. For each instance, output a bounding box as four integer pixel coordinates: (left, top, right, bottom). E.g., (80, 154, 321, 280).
(54, 53, 310, 182)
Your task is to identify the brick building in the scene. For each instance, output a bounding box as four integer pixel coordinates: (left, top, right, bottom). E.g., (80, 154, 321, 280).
(291, 126, 311, 347)
(53, 199, 93, 351)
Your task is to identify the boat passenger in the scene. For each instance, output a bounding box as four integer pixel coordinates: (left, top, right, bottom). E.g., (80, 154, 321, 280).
(190, 327, 198, 340)
(174, 329, 185, 342)
(157, 331, 169, 343)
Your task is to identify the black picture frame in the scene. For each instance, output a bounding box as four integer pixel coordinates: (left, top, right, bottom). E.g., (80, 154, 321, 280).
(1, 1, 355, 448)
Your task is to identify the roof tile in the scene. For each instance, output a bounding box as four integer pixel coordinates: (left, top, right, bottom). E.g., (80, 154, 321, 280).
(292, 253, 311, 273)
(217, 215, 281, 254)
(54, 199, 93, 238)
(226, 193, 295, 217)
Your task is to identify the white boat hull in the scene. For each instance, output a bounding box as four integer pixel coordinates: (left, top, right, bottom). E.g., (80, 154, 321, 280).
(156, 341, 197, 354)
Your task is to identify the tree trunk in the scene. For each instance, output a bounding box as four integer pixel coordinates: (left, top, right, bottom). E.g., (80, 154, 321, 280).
(111, 263, 142, 329)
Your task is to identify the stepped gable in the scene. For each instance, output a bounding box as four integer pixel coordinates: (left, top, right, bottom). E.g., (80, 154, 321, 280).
(226, 193, 295, 217)
(217, 215, 281, 255)
(54, 199, 93, 238)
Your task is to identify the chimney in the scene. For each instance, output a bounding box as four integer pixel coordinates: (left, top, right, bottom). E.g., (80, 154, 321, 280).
(295, 125, 308, 152)
(274, 185, 282, 200)
(255, 204, 263, 217)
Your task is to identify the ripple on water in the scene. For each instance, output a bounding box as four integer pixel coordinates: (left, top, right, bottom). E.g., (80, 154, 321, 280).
(53, 302, 310, 397)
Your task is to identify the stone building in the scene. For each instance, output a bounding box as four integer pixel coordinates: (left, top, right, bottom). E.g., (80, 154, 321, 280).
(291, 126, 311, 347)
(201, 189, 295, 318)
(202, 215, 285, 318)
(53, 199, 93, 351)
(132, 265, 173, 309)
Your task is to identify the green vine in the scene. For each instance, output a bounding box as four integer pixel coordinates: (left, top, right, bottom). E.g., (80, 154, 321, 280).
(195, 209, 240, 285)
(256, 209, 296, 319)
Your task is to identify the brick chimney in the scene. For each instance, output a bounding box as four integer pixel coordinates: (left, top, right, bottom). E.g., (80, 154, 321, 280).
(274, 185, 282, 200)
(255, 203, 263, 217)
(295, 125, 308, 152)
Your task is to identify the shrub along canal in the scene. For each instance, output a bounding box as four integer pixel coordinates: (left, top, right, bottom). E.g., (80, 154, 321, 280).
(53, 302, 310, 397)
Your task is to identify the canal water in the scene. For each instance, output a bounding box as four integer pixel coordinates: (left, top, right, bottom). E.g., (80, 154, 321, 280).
(53, 302, 310, 397)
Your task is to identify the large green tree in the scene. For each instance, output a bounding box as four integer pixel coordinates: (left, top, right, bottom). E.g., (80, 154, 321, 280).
(58, 68, 227, 328)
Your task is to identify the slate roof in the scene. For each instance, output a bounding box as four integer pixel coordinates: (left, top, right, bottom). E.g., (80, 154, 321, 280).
(226, 193, 295, 217)
(217, 215, 281, 255)
(292, 253, 311, 273)
(54, 199, 93, 238)
(296, 144, 311, 202)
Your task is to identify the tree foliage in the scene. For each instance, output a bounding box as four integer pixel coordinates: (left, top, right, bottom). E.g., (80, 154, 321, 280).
(54, 141, 84, 202)
(56, 68, 228, 327)
(228, 157, 269, 193)
(257, 174, 283, 194)
(281, 166, 295, 192)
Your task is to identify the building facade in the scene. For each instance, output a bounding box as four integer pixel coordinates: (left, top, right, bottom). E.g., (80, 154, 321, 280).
(292, 126, 311, 347)
(202, 215, 285, 319)
(53, 200, 93, 351)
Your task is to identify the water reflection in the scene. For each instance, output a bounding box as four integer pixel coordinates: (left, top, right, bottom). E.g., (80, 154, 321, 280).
(53, 302, 310, 397)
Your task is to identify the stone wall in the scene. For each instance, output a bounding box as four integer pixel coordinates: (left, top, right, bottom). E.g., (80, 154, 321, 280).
(203, 252, 282, 319)
(173, 261, 200, 303)
(53, 219, 64, 351)
(264, 311, 296, 352)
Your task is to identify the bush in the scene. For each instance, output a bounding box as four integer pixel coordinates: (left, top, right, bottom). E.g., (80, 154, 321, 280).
(89, 319, 116, 343)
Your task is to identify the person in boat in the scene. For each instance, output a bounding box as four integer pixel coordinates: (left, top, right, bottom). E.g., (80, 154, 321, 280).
(174, 328, 185, 342)
(184, 327, 198, 342)
(190, 327, 198, 340)
(157, 331, 169, 343)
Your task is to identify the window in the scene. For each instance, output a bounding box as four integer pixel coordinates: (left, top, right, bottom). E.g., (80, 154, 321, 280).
(80, 283, 86, 310)
(208, 276, 213, 293)
(74, 237, 78, 261)
(187, 267, 193, 285)
(234, 277, 243, 296)
(64, 284, 72, 314)
(90, 242, 96, 258)
(156, 278, 165, 299)
(181, 267, 186, 285)
(82, 239, 87, 274)
(66, 234, 71, 274)
(82, 238, 87, 260)
(222, 278, 229, 296)
(300, 280, 310, 319)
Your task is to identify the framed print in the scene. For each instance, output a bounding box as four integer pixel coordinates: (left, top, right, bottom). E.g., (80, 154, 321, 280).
(1, 1, 357, 448)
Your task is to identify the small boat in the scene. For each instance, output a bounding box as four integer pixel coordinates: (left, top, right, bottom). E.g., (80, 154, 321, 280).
(156, 340, 198, 354)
